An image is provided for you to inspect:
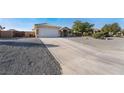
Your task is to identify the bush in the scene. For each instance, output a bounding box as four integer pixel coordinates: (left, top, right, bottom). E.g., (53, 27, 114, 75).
(83, 32, 93, 36)
(72, 32, 82, 36)
(83, 32, 89, 36)
(93, 31, 108, 39)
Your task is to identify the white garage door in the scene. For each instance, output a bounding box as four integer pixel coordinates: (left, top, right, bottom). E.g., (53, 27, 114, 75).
(38, 27, 59, 37)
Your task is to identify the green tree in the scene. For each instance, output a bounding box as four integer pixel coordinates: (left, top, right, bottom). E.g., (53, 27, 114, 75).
(102, 23, 121, 33)
(93, 23, 121, 39)
(0, 25, 5, 31)
(102, 24, 110, 32)
(81, 22, 94, 34)
(101, 23, 121, 36)
(72, 20, 83, 33)
(72, 20, 94, 35)
(111, 23, 121, 34)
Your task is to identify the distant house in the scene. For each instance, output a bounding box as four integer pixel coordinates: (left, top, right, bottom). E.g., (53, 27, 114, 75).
(7, 29, 17, 31)
(33, 23, 61, 38)
(92, 28, 101, 34)
(0, 31, 14, 38)
(25, 32, 35, 37)
(59, 27, 71, 37)
(115, 31, 124, 37)
(0, 29, 35, 38)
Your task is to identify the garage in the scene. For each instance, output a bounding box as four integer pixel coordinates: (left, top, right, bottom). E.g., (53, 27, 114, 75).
(34, 23, 60, 38)
(38, 27, 59, 37)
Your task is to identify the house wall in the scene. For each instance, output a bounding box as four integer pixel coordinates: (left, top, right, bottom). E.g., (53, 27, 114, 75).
(0, 31, 14, 38)
(0, 31, 35, 38)
(13, 31, 25, 37)
(25, 32, 35, 37)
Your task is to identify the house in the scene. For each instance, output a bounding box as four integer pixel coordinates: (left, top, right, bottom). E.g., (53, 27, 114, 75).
(0, 31, 14, 38)
(7, 29, 17, 31)
(0, 30, 35, 38)
(92, 28, 101, 34)
(25, 32, 35, 37)
(59, 27, 71, 37)
(33, 23, 61, 38)
(115, 31, 124, 37)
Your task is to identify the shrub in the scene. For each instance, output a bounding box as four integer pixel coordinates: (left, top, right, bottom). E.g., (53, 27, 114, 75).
(83, 32, 93, 36)
(93, 31, 108, 39)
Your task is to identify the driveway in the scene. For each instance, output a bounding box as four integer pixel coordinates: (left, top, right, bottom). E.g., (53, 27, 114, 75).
(40, 38, 124, 75)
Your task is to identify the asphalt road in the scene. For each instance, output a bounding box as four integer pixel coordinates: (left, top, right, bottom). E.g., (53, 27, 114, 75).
(0, 38, 62, 75)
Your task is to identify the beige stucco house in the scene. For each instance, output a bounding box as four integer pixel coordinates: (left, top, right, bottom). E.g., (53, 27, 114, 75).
(33, 23, 61, 38)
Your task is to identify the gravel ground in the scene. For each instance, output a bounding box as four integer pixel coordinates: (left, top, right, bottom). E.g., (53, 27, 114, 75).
(0, 38, 62, 75)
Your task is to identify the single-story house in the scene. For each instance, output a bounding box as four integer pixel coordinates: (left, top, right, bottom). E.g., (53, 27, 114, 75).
(0, 31, 14, 38)
(25, 32, 35, 37)
(92, 28, 101, 34)
(0, 30, 35, 38)
(59, 27, 71, 37)
(33, 23, 61, 38)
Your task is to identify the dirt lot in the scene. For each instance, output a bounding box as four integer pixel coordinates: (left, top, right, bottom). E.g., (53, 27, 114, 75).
(0, 38, 61, 75)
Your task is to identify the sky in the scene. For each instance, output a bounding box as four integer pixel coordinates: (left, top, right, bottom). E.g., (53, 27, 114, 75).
(0, 18, 124, 31)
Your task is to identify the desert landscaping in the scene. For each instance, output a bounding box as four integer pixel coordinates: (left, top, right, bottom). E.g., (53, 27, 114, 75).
(0, 18, 124, 75)
(1, 37, 124, 75)
(0, 38, 61, 75)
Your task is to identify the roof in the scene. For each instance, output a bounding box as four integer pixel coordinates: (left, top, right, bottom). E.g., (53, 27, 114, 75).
(7, 29, 17, 31)
(59, 27, 71, 31)
(34, 23, 61, 29)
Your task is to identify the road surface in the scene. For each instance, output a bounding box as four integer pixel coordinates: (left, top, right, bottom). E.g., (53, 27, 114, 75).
(40, 38, 124, 75)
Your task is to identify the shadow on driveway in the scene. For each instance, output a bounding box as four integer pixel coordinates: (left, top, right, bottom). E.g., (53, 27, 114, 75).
(0, 41, 59, 48)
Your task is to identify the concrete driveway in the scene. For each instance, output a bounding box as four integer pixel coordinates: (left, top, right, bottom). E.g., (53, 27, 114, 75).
(40, 38, 124, 75)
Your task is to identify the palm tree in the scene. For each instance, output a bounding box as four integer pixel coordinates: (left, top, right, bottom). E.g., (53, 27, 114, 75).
(0, 25, 5, 31)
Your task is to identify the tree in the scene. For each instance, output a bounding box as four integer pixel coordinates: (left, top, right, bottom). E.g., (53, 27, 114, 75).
(0, 25, 5, 31)
(111, 23, 121, 34)
(101, 23, 121, 37)
(72, 20, 83, 33)
(72, 20, 94, 35)
(81, 22, 94, 34)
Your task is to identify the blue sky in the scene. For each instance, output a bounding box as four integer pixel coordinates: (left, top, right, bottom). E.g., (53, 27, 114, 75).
(0, 18, 124, 31)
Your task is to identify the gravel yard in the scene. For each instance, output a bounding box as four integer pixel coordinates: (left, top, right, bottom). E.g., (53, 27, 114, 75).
(0, 38, 62, 75)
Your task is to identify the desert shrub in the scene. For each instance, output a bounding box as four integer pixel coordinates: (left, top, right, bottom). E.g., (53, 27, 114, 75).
(83, 32, 89, 36)
(93, 31, 108, 39)
(83, 32, 93, 36)
(72, 32, 82, 37)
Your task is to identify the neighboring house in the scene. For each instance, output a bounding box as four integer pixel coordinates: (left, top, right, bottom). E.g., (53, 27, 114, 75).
(13, 31, 35, 37)
(25, 32, 35, 37)
(92, 28, 101, 34)
(115, 31, 124, 37)
(7, 29, 17, 31)
(59, 27, 71, 37)
(0, 31, 14, 38)
(33, 23, 61, 38)
(0, 30, 35, 38)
